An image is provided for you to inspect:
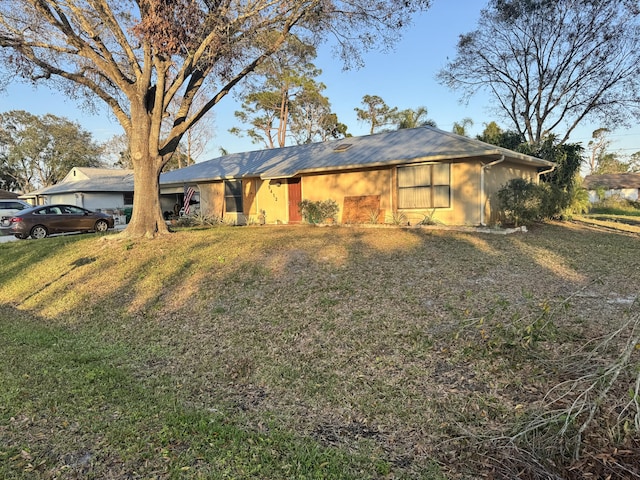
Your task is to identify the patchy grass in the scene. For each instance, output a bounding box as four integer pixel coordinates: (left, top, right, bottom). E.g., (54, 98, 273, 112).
(1, 223, 639, 479)
(587, 205, 640, 217)
(578, 214, 640, 232)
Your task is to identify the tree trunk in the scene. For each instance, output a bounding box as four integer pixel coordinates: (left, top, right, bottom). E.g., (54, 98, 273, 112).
(124, 158, 170, 238)
(121, 106, 170, 238)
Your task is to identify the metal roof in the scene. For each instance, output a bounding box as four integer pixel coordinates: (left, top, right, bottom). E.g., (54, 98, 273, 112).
(161, 126, 554, 186)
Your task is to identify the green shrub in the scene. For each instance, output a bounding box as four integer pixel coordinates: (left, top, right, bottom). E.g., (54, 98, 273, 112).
(298, 199, 339, 224)
(497, 178, 542, 226)
(497, 178, 590, 225)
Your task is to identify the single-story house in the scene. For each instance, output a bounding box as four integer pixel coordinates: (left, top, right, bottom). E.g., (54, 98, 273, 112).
(160, 126, 555, 226)
(583, 173, 640, 203)
(0, 189, 20, 200)
(20, 167, 196, 222)
(21, 167, 135, 210)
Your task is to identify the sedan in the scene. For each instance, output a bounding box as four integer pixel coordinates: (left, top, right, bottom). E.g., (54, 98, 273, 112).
(0, 199, 31, 234)
(9, 204, 115, 239)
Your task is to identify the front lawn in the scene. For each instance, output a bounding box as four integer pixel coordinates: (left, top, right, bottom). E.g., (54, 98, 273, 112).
(1, 222, 639, 478)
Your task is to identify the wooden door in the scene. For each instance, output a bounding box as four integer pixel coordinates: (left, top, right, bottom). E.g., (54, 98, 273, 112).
(287, 178, 302, 223)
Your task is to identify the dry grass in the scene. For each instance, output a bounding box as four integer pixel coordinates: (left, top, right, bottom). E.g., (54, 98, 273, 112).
(1, 221, 639, 479)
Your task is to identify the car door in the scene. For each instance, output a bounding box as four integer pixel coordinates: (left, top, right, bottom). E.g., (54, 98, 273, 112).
(39, 206, 65, 233)
(60, 205, 93, 231)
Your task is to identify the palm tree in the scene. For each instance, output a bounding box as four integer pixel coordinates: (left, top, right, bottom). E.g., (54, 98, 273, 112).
(452, 117, 474, 136)
(395, 106, 437, 129)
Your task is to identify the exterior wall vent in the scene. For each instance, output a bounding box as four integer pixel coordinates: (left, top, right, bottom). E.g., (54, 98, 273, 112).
(333, 143, 353, 152)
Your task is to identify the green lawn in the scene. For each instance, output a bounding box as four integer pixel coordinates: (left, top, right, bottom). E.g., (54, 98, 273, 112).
(1, 223, 639, 479)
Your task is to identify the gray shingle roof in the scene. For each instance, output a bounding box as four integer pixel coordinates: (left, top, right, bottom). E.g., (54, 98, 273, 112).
(583, 173, 640, 190)
(0, 189, 20, 199)
(161, 126, 553, 186)
(25, 173, 134, 196)
(68, 167, 134, 179)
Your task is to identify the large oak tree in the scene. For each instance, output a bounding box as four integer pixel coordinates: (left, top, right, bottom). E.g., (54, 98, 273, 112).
(438, 0, 640, 145)
(0, 0, 431, 238)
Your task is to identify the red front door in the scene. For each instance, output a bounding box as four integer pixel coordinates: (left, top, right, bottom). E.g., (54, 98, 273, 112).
(288, 178, 302, 223)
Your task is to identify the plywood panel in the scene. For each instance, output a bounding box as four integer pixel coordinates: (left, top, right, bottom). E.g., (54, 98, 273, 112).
(342, 195, 381, 223)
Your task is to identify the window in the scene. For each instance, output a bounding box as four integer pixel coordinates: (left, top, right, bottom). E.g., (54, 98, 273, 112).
(61, 206, 85, 214)
(2, 201, 26, 210)
(398, 163, 451, 209)
(123, 192, 134, 205)
(224, 180, 243, 213)
(333, 143, 353, 152)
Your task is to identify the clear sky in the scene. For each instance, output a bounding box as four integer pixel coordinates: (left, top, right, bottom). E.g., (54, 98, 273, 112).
(2, 0, 639, 163)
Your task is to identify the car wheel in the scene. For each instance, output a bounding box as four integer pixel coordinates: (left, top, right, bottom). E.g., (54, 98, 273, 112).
(14, 234, 26, 240)
(30, 225, 48, 239)
(95, 219, 109, 232)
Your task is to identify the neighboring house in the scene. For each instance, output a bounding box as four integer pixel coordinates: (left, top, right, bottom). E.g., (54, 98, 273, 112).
(0, 190, 20, 200)
(20, 167, 135, 218)
(583, 173, 640, 203)
(20, 167, 193, 222)
(160, 126, 555, 226)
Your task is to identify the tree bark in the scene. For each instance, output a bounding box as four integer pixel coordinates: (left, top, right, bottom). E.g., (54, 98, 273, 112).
(120, 103, 170, 238)
(124, 158, 170, 238)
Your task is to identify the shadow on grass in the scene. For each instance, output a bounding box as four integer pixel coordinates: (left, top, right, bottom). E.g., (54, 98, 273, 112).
(1, 223, 639, 478)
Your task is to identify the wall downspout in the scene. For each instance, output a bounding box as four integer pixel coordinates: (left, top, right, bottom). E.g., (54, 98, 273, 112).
(480, 155, 505, 226)
(537, 165, 556, 182)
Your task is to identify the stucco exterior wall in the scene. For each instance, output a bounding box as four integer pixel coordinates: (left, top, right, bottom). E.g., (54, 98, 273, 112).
(259, 163, 486, 226)
(451, 161, 482, 225)
(255, 179, 288, 224)
(588, 188, 639, 202)
(484, 161, 540, 224)
(194, 179, 285, 224)
(301, 168, 392, 223)
(398, 161, 482, 226)
(194, 160, 545, 226)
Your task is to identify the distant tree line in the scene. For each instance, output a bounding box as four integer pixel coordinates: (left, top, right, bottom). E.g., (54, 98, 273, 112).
(0, 111, 103, 192)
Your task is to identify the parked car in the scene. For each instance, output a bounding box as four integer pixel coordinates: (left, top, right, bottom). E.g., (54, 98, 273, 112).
(8, 204, 115, 239)
(0, 199, 31, 234)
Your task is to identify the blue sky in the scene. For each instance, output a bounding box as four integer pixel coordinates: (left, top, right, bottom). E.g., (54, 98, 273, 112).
(2, 0, 639, 163)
